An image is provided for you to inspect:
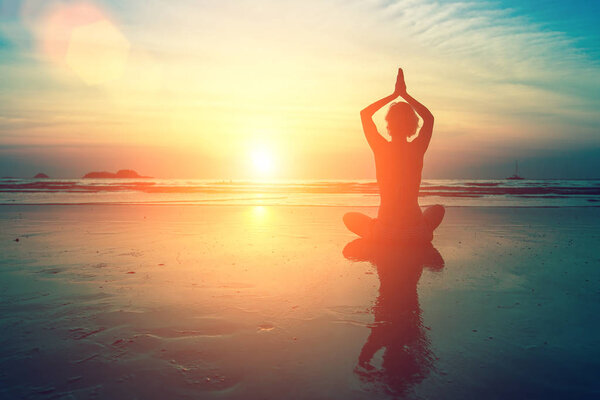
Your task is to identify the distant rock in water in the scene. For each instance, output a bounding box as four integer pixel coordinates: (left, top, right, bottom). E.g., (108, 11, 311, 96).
(115, 169, 152, 178)
(83, 171, 117, 178)
(83, 169, 151, 179)
(33, 173, 50, 179)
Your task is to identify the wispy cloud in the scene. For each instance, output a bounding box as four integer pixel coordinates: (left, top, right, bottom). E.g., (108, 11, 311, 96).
(0, 0, 598, 178)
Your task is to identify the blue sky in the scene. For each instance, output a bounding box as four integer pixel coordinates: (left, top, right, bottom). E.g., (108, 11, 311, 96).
(495, 0, 599, 56)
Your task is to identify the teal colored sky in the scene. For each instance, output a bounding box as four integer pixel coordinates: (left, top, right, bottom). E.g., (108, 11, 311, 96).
(0, 0, 599, 179)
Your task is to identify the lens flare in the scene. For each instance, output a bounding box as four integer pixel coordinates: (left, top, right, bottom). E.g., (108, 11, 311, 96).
(66, 19, 130, 85)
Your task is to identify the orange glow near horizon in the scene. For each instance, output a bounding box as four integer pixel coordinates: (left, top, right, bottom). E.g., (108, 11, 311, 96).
(2, 0, 598, 179)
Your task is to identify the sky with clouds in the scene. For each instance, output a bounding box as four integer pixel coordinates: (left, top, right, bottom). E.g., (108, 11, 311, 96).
(0, 0, 599, 179)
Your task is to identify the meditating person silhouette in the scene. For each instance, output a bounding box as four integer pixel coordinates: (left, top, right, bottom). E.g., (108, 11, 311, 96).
(344, 68, 444, 243)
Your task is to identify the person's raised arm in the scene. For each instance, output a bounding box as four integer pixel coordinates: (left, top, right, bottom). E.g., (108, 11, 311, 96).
(359, 70, 405, 150)
(395, 69, 434, 152)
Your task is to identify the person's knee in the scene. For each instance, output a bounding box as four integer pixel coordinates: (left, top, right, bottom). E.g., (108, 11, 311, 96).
(343, 212, 359, 231)
(343, 212, 355, 227)
(432, 204, 445, 218)
(424, 205, 445, 229)
(344, 212, 372, 237)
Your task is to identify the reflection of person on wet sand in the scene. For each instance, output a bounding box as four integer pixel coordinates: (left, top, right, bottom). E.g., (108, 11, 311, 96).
(343, 239, 444, 396)
(344, 68, 444, 242)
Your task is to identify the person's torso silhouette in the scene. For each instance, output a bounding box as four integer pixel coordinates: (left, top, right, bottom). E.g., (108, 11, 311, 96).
(374, 140, 424, 227)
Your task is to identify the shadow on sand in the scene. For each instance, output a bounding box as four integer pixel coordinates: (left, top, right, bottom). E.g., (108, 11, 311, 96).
(343, 238, 445, 397)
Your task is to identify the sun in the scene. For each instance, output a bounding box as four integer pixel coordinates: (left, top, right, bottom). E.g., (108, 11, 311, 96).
(251, 147, 275, 177)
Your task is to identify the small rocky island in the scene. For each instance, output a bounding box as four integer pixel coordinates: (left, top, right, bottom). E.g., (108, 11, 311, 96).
(33, 173, 50, 179)
(82, 169, 151, 179)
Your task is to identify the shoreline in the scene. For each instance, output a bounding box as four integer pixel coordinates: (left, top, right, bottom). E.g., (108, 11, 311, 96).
(1, 203, 600, 207)
(2, 179, 599, 209)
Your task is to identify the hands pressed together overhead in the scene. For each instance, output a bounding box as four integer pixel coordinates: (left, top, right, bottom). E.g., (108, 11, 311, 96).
(393, 68, 407, 97)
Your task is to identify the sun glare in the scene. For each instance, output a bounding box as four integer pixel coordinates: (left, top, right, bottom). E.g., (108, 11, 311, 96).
(251, 147, 274, 177)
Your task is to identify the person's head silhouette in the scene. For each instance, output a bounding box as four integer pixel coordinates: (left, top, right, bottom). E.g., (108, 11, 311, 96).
(386, 101, 419, 140)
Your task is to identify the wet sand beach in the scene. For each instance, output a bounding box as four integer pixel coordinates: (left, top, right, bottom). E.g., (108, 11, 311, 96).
(1, 205, 599, 399)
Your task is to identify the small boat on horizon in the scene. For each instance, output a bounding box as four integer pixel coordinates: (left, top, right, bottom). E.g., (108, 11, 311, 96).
(506, 161, 525, 180)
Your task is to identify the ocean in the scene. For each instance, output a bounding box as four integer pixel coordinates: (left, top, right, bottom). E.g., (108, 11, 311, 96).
(1, 178, 599, 207)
